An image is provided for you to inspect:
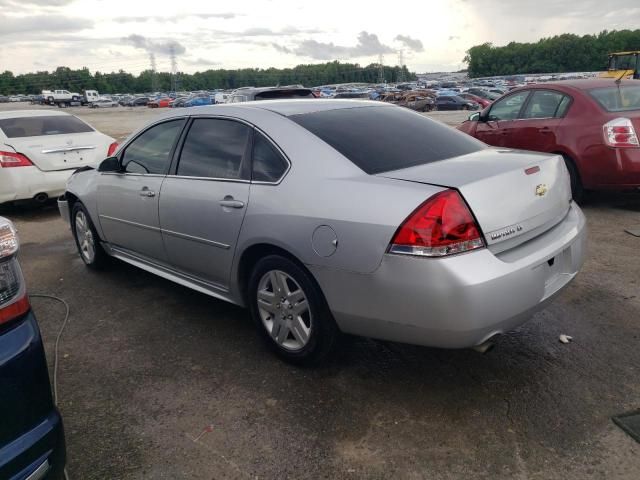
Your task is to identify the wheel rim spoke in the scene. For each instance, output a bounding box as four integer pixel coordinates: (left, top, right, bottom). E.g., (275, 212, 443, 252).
(292, 299, 308, 316)
(290, 317, 309, 344)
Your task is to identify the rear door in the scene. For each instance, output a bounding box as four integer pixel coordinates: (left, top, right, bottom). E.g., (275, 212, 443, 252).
(474, 90, 530, 147)
(159, 117, 252, 289)
(97, 118, 186, 263)
(510, 89, 571, 151)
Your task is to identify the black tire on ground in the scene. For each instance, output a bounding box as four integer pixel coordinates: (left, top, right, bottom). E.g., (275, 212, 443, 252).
(71, 202, 108, 269)
(248, 254, 341, 366)
(562, 155, 584, 203)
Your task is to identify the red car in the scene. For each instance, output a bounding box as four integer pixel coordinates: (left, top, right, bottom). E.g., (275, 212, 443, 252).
(457, 79, 640, 200)
(459, 92, 491, 109)
(147, 97, 171, 108)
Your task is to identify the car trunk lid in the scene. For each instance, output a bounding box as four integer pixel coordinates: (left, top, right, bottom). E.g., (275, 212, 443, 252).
(4, 132, 112, 171)
(377, 148, 572, 253)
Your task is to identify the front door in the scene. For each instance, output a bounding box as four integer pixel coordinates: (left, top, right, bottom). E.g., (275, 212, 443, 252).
(97, 119, 186, 263)
(159, 117, 252, 290)
(474, 91, 530, 148)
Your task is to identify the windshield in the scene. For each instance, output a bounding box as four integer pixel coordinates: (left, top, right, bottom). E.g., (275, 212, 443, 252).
(608, 54, 638, 71)
(0, 115, 94, 138)
(589, 85, 640, 112)
(290, 106, 485, 174)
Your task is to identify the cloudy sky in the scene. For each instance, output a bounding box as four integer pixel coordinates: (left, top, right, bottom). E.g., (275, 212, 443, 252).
(1, 0, 638, 75)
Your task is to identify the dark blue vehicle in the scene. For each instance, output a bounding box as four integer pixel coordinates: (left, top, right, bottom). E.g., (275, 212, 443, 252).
(183, 93, 212, 107)
(0, 217, 65, 480)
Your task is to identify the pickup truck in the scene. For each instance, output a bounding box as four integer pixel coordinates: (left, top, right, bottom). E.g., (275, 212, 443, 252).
(42, 90, 82, 107)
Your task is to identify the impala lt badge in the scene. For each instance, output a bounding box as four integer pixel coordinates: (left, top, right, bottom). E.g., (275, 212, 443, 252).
(535, 184, 548, 197)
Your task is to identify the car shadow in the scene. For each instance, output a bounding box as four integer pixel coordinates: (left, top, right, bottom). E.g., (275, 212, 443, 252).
(0, 200, 60, 221)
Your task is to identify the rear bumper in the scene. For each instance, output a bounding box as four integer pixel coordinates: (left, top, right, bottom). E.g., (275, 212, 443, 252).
(311, 202, 587, 348)
(0, 312, 66, 479)
(0, 167, 74, 204)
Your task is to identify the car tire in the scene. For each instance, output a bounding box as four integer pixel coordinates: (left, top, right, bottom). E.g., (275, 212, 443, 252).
(248, 255, 340, 366)
(562, 155, 584, 203)
(71, 202, 108, 269)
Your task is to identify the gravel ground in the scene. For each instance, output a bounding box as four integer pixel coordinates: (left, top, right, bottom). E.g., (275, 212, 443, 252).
(1, 102, 639, 479)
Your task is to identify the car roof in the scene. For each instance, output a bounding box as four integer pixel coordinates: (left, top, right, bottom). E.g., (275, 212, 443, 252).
(178, 99, 392, 117)
(0, 110, 71, 119)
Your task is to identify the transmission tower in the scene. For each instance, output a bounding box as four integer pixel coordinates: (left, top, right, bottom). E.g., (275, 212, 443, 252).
(149, 52, 158, 92)
(397, 50, 406, 83)
(377, 53, 386, 84)
(170, 45, 178, 93)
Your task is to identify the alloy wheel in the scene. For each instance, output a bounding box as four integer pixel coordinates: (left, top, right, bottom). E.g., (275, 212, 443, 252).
(75, 211, 95, 263)
(257, 270, 312, 351)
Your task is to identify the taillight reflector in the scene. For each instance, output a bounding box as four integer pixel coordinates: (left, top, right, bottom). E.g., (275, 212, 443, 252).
(0, 293, 29, 325)
(389, 189, 485, 257)
(0, 151, 33, 168)
(107, 142, 119, 156)
(603, 118, 639, 148)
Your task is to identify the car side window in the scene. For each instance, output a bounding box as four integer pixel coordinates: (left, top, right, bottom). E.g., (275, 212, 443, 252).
(521, 90, 569, 119)
(252, 132, 288, 182)
(488, 91, 530, 120)
(121, 119, 185, 174)
(177, 118, 251, 179)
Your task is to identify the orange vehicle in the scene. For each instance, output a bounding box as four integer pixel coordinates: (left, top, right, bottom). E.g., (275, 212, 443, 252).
(147, 97, 172, 108)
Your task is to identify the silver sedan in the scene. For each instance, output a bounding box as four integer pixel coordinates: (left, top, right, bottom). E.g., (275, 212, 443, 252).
(58, 100, 586, 364)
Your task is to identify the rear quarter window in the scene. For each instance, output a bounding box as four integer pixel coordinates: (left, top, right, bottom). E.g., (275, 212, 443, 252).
(289, 106, 485, 174)
(0, 115, 93, 138)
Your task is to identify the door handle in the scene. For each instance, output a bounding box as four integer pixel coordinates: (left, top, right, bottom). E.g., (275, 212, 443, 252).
(538, 127, 552, 134)
(139, 187, 155, 197)
(219, 196, 245, 209)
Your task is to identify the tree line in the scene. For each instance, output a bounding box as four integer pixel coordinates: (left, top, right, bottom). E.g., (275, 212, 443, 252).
(0, 61, 414, 95)
(464, 29, 640, 78)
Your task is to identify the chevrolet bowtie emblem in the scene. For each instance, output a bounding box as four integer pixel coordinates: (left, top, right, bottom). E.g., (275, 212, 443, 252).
(535, 184, 548, 197)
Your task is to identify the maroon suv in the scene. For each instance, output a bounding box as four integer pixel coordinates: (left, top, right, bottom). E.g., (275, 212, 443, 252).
(457, 79, 640, 200)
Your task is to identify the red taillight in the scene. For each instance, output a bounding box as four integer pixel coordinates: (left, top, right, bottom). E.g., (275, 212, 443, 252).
(603, 118, 639, 148)
(0, 293, 30, 325)
(389, 189, 485, 257)
(0, 151, 33, 168)
(107, 142, 119, 156)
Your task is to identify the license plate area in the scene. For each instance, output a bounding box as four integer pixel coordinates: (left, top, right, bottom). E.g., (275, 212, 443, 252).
(542, 246, 573, 298)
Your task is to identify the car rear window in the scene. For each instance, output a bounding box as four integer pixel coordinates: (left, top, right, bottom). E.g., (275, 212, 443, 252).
(0, 115, 94, 138)
(589, 86, 640, 112)
(255, 89, 314, 101)
(289, 106, 485, 174)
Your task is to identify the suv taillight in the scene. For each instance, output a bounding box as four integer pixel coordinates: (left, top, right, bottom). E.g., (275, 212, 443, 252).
(0, 219, 28, 325)
(389, 189, 485, 257)
(107, 142, 119, 156)
(603, 118, 639, 148)
(0, 151, 33, 168)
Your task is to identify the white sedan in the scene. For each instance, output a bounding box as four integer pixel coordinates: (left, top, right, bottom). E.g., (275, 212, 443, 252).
(90, 99, 119, 108)
(0, 110, 116, 205)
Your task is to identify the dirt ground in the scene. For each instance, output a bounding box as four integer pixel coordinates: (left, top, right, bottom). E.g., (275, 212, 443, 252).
(1, 102, 639, 479)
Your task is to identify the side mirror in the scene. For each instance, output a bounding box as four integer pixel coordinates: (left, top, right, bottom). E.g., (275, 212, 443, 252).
(98, 156, 121, 173)
(468, 112, 481, 122)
